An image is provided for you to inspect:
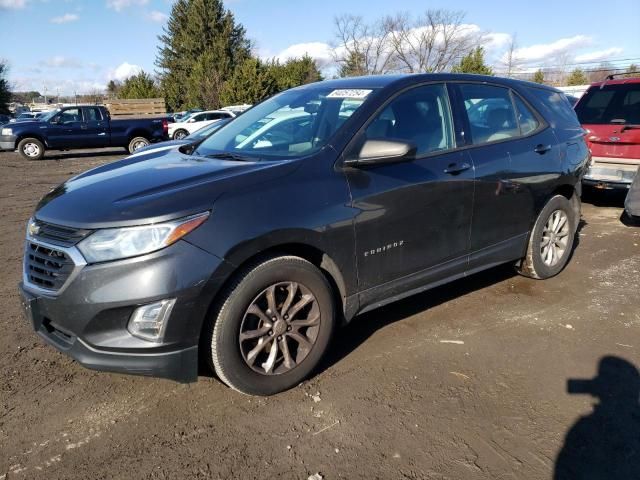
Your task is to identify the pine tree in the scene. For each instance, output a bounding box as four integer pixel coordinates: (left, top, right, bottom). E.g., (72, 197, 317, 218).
(566, 68, 588, 86)
(156, 0, 251, 110)
(268, 55, 323, 91)
(119, 71, 161, 99)
(0, 61, 11, 114)
(339, 51, 367, 77)
(451, 47, 493, 75)
(220, 58, 278, 106)
(532, 69, 545, 84)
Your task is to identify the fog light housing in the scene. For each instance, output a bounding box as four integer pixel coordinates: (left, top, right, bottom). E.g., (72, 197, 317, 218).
(128, 299, 176, 342)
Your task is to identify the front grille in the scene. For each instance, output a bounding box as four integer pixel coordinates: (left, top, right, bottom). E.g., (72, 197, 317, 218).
(25, 242, 75, 292)
(31, 219, 92, 246)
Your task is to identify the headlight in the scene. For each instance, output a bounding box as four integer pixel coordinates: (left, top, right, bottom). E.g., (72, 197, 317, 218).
(78, 212, 209, 263)
(1, 128, 12, 136)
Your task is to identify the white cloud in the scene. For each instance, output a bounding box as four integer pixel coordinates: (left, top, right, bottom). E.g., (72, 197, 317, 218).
(574, 47, 624, 64)
(107, 62, 143, 81)
(0, 0, 27, 9)
(50, 13, 79, 24)
(106, 0, 148, 12)
(272, 42, 335, 68)
(45, 56, 83, 68)
(511, 35, 592, 64)
(147, 10, 168, 23)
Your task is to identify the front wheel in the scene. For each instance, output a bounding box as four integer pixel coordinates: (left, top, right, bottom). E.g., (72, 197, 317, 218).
(127, 136, 150, 154)
(18, 138, 45, 160)
(517, 194, 578, 279)
(207, 256, 335, 396)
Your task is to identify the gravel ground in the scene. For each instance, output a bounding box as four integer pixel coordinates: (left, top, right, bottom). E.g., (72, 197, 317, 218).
(1, 149, 639, 479)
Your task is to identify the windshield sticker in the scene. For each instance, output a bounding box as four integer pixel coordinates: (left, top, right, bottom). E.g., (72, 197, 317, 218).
(327, 89, 373, 99)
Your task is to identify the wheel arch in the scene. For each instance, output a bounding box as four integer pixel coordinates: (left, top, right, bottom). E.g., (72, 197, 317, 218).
(16, 133, 47, 149)
(127, 129, 151, 143)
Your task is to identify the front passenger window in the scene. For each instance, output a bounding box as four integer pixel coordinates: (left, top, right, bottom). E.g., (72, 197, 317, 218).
(365, 84, 454, 156)
(460, 84, 519, 144)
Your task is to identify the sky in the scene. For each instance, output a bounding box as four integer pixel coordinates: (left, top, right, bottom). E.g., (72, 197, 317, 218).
(0, 0, 639, 95)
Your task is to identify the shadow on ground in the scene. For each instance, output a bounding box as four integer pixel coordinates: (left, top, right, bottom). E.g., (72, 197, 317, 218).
(555, 356, 640, 479)
(39, 149, 126, 161)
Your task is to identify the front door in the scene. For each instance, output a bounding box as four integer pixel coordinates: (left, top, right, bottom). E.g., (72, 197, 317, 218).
(47, 107, 85, 149)
(344, 83, 474, 298)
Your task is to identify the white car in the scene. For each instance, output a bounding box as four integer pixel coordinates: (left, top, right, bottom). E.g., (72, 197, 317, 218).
(168, 110, 235, 140)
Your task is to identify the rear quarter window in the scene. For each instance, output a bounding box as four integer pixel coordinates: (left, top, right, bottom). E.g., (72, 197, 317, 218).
(527, 87, 581, 130)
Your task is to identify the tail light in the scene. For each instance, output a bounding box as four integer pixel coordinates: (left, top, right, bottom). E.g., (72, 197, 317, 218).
(162, 119, 168, 136)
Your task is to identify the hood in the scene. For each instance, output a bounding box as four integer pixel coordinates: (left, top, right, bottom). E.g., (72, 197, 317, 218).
(128, 140, 191, 157)
(9, 119, 42, 127)
(35, 149, 298, 229)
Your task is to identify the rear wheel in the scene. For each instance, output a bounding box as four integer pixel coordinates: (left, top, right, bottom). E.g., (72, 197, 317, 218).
(127, 136, 150, 154)
(173, 129, 188, 140)
(18, 138, 45, 160)
(517, 195, 578, 279)
(207, 256, 335, 396)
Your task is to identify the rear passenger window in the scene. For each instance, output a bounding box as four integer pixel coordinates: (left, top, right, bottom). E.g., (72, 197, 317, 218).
(513, 95, 539, 135)
(529, 88, 581, 129)
(365, 83, 454, 156)
(86, 108, 102, 122)
(459, 84, 519, 144)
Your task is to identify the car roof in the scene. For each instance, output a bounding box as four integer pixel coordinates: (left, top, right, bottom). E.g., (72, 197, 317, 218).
(587, 76, 640, 86)
(295, 73, 562, 93)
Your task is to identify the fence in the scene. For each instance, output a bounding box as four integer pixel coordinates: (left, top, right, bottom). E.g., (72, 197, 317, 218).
(105, 98, 166, 116)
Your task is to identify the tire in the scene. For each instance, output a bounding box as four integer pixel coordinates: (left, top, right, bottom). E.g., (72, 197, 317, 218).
(173, 129, 188, 140)
(517, 194, 578, 279)
(127, 136, 150, 154)
(207, 255, 335, 396)
(17, 138, 45, 160)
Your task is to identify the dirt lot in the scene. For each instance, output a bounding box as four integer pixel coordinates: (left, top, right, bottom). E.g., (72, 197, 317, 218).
(0, 149, 639, 479)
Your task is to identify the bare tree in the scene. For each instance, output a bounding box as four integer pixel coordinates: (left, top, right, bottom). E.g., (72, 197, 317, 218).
(382, 9, 481, 73)
(501, 35, 521, 77)
(587, 62, 617, 83)
(332, 15, 396, 75)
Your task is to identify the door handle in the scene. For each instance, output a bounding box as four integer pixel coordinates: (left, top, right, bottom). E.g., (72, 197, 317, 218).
(534, 144, 552, 154)
(80, 125, 88, 130)
(444, 162, 471, 175)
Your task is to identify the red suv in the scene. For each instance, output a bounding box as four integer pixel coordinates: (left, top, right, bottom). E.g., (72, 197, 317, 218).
(574, 74, 640, 189)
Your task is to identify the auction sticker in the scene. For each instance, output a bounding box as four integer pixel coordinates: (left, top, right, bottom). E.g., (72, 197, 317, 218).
(326, 89, 373, 99)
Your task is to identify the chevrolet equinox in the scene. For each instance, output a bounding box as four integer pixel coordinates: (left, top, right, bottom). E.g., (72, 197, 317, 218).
(19, 74, 589, 395)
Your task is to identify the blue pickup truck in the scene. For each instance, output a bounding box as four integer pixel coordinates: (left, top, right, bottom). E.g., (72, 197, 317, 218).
(0, 105, 168, 160)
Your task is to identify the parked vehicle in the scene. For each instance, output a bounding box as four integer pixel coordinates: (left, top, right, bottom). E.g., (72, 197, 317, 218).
(625, 167, 640, 219)
(18, 74, 588, 395)
(10, 111, 45, 123)
(0, 106, 169, 160)
(168, 110, 235, 140)
(0, 114, 10, 126)
(130, 118, 232, 157)
(172, 108, 203, 122)
(574, 73, 640, 189)
(565, 94, 581, 107)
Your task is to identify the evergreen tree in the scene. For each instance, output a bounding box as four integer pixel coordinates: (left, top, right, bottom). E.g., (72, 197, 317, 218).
(0, 60, 11, 114)
(268, 55, 323, 91)
(339, 51, 367, 77)
(532, 69, 545, 84)
(119, 71, 161, 99)
(220, 58, 278, 106)
(451, 47, 493, 75)
(156, 0, 251, 110)
(566, 68, 588, 86)
(106, 80, 121, 99)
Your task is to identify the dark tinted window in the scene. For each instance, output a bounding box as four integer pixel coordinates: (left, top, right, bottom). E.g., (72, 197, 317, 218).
(513, 95, 539, 135)
(459, 84, 519, 144)
(528, 87, 581, 129)
(575, 83, 640, 125)
(58, 108, 82, 123)
(85, 107, 102, 122)
(365, 83, 454, 156)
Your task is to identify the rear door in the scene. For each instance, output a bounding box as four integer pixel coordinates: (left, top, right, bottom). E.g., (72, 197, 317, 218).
(575, 82, 640, 174)
(82, 107, 110, 147)
(453, 83, 560, 268)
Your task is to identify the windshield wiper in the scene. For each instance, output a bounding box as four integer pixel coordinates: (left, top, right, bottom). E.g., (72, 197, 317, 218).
(201, 152, 255, 162)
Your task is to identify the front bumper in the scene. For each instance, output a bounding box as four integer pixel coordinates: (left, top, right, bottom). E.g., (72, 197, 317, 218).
(0, 134, 16, 151)
(19, 239, 229, 383)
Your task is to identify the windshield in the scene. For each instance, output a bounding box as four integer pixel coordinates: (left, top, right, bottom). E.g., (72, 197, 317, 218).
(39, 109, 61, 122)
(575, 84, 640, 125)
(194, 87, 375, 159)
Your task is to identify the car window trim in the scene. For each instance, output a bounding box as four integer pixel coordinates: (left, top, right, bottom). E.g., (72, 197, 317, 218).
(447, 81, 549, 151)
(338, 81, 460, 167)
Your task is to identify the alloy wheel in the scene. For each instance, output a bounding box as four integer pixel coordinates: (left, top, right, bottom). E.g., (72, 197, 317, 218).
(541, 209, 570, 267)
(239, 282, 320, 375)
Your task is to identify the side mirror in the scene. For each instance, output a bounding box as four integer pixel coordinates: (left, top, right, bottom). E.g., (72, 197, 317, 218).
(345, 139, 416, 167)
(51, 117, 62, 124)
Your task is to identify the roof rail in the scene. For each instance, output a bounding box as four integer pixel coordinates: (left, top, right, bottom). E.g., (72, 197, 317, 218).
(605, 72, 640, 80)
